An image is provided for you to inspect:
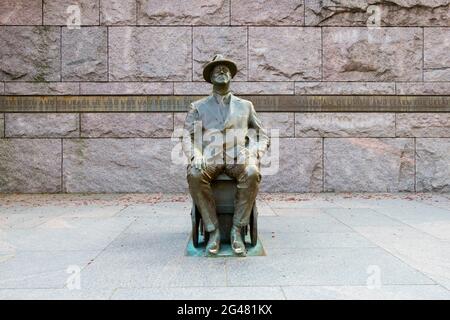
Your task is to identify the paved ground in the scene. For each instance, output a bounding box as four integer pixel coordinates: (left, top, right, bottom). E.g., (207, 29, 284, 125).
(1, 192, 450, 300)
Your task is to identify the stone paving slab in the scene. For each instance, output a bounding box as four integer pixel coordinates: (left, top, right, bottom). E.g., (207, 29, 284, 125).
(226, 247, 434, 287)
(112, 286, 285, 300)
(259, 231, 377, 249)
(0, 193, 450, 299)
(2, 217, 135, 251)
(352, 225, 450, 291)
(258, 215, 353, 233)
(282, 285, 450, 300)
(324, 208, 404, 228)
(0, 250, 100, 289)
(79, 249, 227, 289)
(0, 288, 114, 300)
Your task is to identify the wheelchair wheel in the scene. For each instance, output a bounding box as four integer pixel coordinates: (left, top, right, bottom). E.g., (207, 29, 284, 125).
(250, 204, 258, 246)
(191, 205, 201, 248)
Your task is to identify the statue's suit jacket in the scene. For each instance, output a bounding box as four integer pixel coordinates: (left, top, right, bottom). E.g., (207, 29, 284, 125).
(183, 93, 270, 163)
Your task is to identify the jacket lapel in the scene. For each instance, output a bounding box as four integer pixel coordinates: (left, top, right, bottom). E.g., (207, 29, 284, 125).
(206, 95, 224, 124)
(223, 94, 236, 128)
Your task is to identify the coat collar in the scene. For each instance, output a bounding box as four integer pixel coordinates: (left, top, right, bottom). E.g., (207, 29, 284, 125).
(212, 91, 232, 105)
(208, 92, 238, 125)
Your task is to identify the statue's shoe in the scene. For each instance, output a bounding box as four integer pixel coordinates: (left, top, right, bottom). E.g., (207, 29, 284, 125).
(230, 226, 247, 257)
(205, 229, 221, 256)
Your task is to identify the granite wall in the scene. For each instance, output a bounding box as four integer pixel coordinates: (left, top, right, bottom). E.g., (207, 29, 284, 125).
(0, 0, 449, 94)
(0, 1, 449, 193)
(1, 112, 450, 193)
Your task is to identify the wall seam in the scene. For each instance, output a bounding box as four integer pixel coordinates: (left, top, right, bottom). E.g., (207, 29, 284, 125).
(107, 26, 110, 81)
(229, 0, 232, 26)
(422, 27, 425, 82)
(172, 111, 175, 132)
(191, 26, 194, 82)
(79, 113, 81, 137)
(246, 26, 249, 81)
(322, 137, 325, 192)
(394, 112, 397, 137)
(293, 112, 296, 138)
(61, 138, 64, 193)
(135, 0, 138, 25)
(321, 27, 324, 80)
(414, 137, 417, 192)
(41, 0, 44, 25)
(60, 26, 62, 81)
(303, 0, 306, 26)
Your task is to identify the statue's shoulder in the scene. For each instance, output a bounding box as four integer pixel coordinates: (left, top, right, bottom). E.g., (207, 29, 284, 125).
(234, 95, 253, 106)
(191, 95, 213, 111)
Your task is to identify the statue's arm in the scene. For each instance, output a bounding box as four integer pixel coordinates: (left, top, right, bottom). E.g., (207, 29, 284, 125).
(248, 102, 270, 158)
(182, 103, 203, 161)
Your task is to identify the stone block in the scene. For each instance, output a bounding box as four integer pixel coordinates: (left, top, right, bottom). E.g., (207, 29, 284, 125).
(173, 82, 210, 95)
(230, 0, 304, 25)
(0, 0, 42, 25)
(79, 82, 173, 95)
(0, 139, 62, 193)
(5, 82, 79, 95)
(323, 27, 422, 81)
(295, 113, 395, 137)
(5, 113, 79, 138)
(63, 139, 187, 193)
(100, 0, 136, 25)
(0, 27, 60, 81)
(295, 82, 395, 95)
(109, 27, 191, 81)
(80, 113, 173, 137)
(259, 113, 295, 138)
(62, 27, 107, 81)
(193, 27, 247, 81)
(233, 82, 294, 95)
(249, 27, 321, 81)
(137, 0, 229, 25)
(44, 0, 99, 25)
(324, 138, 415, 192)
(424, 28, 450, 81)
(305, 0, 450, 26)
(260, 138, 323, 192)
(173, 112, 186, 128)
(396, 113, 450, 137)
(396, 82, 450, 95)
(416, 138, 450, 192)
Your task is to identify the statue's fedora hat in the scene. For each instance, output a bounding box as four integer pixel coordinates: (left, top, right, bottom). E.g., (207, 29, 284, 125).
(203, 54, 237, 83)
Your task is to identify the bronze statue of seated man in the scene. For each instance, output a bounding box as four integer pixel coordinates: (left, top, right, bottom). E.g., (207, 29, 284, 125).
(182, 54, 270, 257)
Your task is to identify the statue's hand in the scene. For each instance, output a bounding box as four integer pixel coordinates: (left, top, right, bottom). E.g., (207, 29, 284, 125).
(247, 152, 259, 166)
(238, 148, 259, 166)
(192, 155, 206, 170)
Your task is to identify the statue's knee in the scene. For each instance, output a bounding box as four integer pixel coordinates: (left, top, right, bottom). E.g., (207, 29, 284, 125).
(245, 165, 261, 184)
(187, 167, 204, 185)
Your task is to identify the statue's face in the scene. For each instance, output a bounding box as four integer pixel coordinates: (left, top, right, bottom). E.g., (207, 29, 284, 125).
(210, 64, 231, 85)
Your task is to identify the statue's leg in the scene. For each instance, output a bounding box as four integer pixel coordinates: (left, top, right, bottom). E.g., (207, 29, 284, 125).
(187, 164, 224, 232)
(226, 164, 261, 227)
(225, 163, 261, 255)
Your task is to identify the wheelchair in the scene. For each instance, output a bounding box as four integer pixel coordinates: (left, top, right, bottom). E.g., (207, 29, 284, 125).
(190, 173, 258, 248)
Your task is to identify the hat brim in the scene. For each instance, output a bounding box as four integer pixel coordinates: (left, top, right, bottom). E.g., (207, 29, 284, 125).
(203, 59, 237, 83)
